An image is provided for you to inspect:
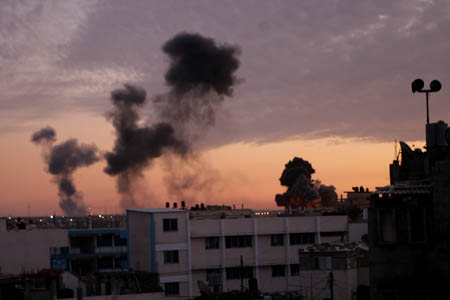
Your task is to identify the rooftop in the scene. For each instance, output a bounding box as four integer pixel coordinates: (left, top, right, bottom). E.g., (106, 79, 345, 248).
(374, 180, 432, 195)
(126, 208, 186, 213)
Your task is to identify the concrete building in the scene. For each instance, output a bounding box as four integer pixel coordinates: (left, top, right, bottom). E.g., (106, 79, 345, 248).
(345, 186, 372, 209)
(369, 120, 450, 299)
(0, 216, 127, 275)
(0, 228, 68, 274)
(127, 207, 351, 299)
(65, 228, 128, 275)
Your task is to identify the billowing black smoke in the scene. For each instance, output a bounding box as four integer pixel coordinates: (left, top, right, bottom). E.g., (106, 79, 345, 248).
(163, 32, 239, 96)
(104, 85, 189, 208)
(154, 32, 240, 132)
(31, 127, 99, 215)
(315, 180, 338, 207)
(275, 157, 337, 210)
(275, 157, 319, 209)
(105, 33, 240, 208)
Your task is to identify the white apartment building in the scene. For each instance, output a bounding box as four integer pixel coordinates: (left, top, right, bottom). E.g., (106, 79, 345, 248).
(127, 207, 354, 299)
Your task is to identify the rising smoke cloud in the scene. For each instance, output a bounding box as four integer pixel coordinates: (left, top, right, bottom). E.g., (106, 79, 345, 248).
(31, 127, 99, 215)
(104, 84, 189, 208)
(105, 33, 240, 208)
(154, 32, 240, 135)
(275, 157, 337, 210)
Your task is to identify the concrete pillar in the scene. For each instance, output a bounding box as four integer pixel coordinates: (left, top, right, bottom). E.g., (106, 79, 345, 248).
(220, 219, 226, 292)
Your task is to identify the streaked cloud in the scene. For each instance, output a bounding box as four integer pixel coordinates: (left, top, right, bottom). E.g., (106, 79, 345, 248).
(1, 0, 450, 146)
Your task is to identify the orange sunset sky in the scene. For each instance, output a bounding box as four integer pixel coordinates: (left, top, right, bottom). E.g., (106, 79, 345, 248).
(1, 1, 449, 216)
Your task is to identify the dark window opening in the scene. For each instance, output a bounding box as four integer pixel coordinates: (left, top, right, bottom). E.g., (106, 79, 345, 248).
(271, 234, 284, 246)
(205, 237, 220, 249)
(225, 236, 252, 248)
(290, 233, 315, 245)
(379, 209, 395, 243)
(97, 234, 113, 247)
(163, 219, 178, 232)
(206, 269, 222, 285)
(272, 265, 286, 277)
(290, 264, 299, 276)
(164, 250, 179, 264)
(226, 267, 253, 280)
(409, 207, 426, 242)
(97, 257, 114, 269)
(114, 234, 127, 246)
(313, 256, 332, 270)
(164, 282, 179, 296)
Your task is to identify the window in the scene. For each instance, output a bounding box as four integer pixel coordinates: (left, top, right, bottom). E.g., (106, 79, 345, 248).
(97, 234, 113, 247)
(205, 237, 220, 249)
(163, 218, 178, 232)
(114, 234, 127, 246)
(226, 267, 253, 280)
(206, 269, 222, 284)
(225, 236, 252, 248)
(379, 209, 395, 243)
(97, 257, 113, 269)
(164, 282, 179, 296)
(114, 256, 127, 269)
(290, 264, 299, 276)
(289, 233, 315, 245)
(409, 207, 426, 242)
(271, 234, 284, 246)
(313, 256, 332, 270)
(164, 250, 179, 264)
(272, 265, 286, 277)
(320, 231, 346, 237)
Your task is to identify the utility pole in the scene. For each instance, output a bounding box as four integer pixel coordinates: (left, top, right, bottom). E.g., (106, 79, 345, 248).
(298, 253, 302, 298)
(310, 272, 313, 300)
(240, 255, 244, 293)
(329, 272, 334, 300)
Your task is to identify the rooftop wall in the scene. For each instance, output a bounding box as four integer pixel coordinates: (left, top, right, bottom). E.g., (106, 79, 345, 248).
(0, 229, 68, 274)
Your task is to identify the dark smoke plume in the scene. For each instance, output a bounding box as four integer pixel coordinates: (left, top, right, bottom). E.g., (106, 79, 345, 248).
(163, 32, 239, 96)
(154, 32, 240, 132)
(275, 157, 319, 210)
(275, 157, 338, 210)
(31, 126, 56, 144)
(106, 33, 240, 208)
(31, 127, 99, 215)
(315, 180, 338, 208)
(104, 84, 189, 208)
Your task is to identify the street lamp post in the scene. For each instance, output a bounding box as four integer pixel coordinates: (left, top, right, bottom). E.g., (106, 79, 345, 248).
(411, 78, 442, 124)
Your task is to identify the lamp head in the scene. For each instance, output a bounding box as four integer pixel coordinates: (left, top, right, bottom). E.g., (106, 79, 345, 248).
(430, 80, 442, 92)
(412, 78, 424, 93)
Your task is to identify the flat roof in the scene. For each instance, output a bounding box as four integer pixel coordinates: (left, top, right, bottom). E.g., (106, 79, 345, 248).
(127, 208, 186, 213)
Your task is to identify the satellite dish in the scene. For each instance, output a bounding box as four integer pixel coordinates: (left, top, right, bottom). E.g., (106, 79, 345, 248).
(446, 128, 450, 146)
(412, 79, 424, 93)
(430, 80, 442, 92)
(197, 280, 213, 297)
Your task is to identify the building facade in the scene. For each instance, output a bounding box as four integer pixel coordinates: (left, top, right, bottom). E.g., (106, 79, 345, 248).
(369, 121, 450, 299)
(127, 207, 352, 299)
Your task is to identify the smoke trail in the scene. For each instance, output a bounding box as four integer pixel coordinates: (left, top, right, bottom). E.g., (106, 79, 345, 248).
(153, 33, 240, 202)
(104, 84, 189, 208)
(162, 154, 221, 205)
(105, 33, 240, 208)
(31, 127, 99, 215)
(315, 180, 338, 208)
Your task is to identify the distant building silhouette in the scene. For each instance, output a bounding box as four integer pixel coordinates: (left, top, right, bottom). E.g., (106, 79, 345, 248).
(369, 120, 450, 299)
